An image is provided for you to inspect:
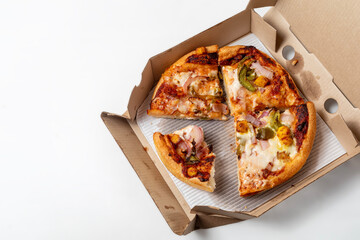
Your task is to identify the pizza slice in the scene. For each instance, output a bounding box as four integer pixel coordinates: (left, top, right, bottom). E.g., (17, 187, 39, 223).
(234, 102, 316, 196)
(219, 45, 304, 115)
(153, 125, 215, 192)
(148, 45, 229, 120)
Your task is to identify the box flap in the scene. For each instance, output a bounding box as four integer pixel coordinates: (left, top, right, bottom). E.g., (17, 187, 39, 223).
(274, 0, 360, 108)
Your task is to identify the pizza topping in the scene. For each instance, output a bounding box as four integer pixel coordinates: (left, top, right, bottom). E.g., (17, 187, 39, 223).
(277, 126, 293, 146)
(177, 140, 192, 158)
(178, 99, 191, 113)
(196, 145, 210, 160)
(250, 61, 273, 80)
(173, 71, 193, 87)
(259, 109, 270, 119)
(270, 110, 283, 131)
(187, 167, 198, 177)
(186, 155, 200, 165)
(245, 114, 264, 127)
(170, 134, 181, 144)
(196, 47, 206, 55)
(238, 55, 250, 66)
(259, 140, 270, 150)
(211, 103, 229, 114)
(277, 151, 290, 162)
(189, 78, 222, 97)
(256, 127, 275, 140)
(227, 68, 246, 101)
(246, 69, 257, 81)
(254, 76, 269, 88)
(181, 76, 197, 94)
(189, 98, 206, 114)
(236, 120, 249, 133)
(176, 125, 204, 148)
(280, 110, 294, 125)
(238, 65, 256, 92)
(182, 76, 209, 94)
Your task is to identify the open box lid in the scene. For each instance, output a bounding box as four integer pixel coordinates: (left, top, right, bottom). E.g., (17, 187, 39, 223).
(273, 0, 360, 110)
(248, 0, 360, 109)
(251, 0, 360, 151)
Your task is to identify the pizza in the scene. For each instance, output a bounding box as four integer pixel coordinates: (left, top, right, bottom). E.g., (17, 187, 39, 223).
(149, 45, 316, 196)
(153, 125, 216, 192)
(219, 45, 304, 115)
(234, 102, 316, 196)
(147, 45, 229, 120)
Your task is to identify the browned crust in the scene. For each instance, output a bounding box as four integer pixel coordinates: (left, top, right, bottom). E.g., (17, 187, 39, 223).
(219, 45, 303, 115)
(147, 109, 227, 120)
(153, 132, 215, 192)
(173, 45, 218, 68)
(218, 45, 251, 64)
(239, 102, 316, 196)
(150, 45, 229, 120)
(153, 45, 218, 99)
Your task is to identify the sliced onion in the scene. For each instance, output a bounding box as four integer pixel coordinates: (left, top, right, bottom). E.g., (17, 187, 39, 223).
(211, 103, 229, 114)
(177, 140, 192, 158)
(251, 135, 257, 145)
(259, 109, 270, 119)
(245, 114, 263, 127)
(196, 145, 209, 159)
(251, 61, 273, 80)
(182, 76, 207, 94)
(183, 125, 204, 147)
(259, 140, 270, 150)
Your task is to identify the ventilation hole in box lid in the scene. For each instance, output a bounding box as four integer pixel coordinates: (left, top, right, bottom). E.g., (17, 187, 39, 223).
(282, 45, 295, 60)
(324, 98, 339, 113)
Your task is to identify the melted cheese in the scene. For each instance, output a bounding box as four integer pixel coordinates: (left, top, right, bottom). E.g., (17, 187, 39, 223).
(223, 66, 245, 101)
(209, 70, 218, 79)
(236, 110, 298, 186)
(174, 125, 194, 140)
(172, 71, 193, 86)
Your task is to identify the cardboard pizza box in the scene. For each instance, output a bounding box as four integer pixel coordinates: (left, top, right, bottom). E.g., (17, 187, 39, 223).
(101, 0, 360, 235)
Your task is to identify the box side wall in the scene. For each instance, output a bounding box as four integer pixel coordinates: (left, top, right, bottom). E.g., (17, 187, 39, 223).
(101, 113, 195, 235)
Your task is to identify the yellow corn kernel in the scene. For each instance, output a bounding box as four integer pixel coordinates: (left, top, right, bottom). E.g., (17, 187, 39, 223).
(196, 47, 206, 55)
(236, 120, 249, 134)
(170, 134, 180, 144)
(254, 76, 269, 87)
(187, 167, 198, 177)
(277, 126, 293, 146)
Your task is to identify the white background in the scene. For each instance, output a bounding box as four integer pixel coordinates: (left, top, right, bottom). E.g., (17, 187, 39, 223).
(0, 1, 359, 239)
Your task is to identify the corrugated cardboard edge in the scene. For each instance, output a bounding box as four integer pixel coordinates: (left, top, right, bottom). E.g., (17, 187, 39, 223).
(101, 112, 251, 234)
(101, 112, 194, 235)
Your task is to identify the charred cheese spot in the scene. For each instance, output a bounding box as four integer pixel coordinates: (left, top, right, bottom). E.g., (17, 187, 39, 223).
(292, 104, 309, 149)
(186, 52, 218, 65)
